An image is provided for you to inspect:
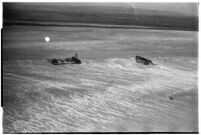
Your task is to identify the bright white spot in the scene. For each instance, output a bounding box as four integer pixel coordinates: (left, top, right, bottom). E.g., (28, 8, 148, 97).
(45, 37, 50, 42)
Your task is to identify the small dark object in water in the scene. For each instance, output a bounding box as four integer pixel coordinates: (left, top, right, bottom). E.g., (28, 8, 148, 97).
(168, 92, 174, 100)
(169, 96, 174, 100)
(136, 56, 154, 65)
(48, 52, 81, 65)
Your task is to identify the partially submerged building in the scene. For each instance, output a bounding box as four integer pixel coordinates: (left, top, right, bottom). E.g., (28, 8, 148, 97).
(136, 56, 154, 65)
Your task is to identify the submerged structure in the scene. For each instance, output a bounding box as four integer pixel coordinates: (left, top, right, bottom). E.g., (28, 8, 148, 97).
(136, 56, 154, 65)
(48, 52, 81, 65)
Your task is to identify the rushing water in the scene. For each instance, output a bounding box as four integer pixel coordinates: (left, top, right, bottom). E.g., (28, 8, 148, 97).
(2, 26, 198, 133)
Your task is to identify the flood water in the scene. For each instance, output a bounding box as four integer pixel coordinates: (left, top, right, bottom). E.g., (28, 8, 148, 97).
(2, 26, 198, 133)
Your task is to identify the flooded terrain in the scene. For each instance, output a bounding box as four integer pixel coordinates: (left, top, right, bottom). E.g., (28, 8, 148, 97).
(2, 26, 198, 133)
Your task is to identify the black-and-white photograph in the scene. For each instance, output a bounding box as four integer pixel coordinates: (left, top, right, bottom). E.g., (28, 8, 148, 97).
(2, 2, 198, 133)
